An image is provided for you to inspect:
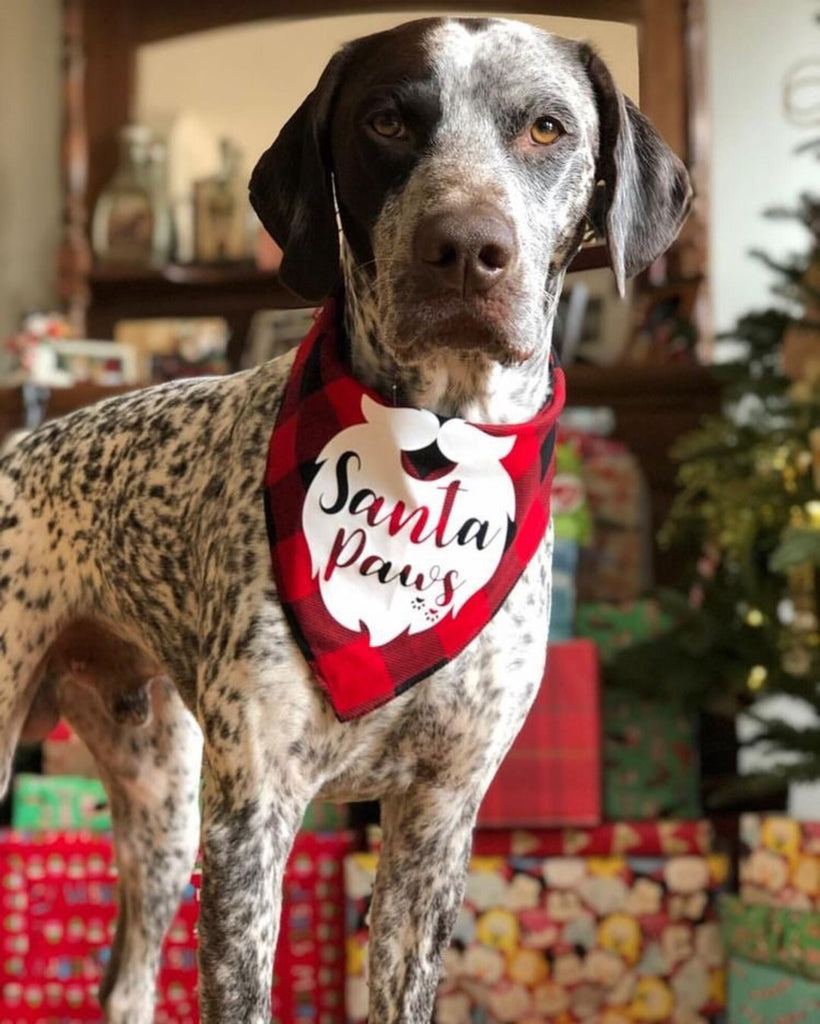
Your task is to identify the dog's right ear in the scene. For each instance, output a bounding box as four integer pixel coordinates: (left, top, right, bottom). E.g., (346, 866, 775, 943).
(249, 47, 352, 303)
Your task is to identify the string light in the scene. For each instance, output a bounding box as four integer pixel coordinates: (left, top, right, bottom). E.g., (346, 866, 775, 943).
(747, 665, 768, 691)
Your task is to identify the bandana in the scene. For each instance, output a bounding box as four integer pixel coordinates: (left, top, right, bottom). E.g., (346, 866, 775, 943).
(263, 303, 566, 721)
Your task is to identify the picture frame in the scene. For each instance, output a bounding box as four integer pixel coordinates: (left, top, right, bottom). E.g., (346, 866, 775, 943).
(50, 340, 139, 386)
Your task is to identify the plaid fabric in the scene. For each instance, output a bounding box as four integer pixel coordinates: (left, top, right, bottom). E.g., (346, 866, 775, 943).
(264, 302, 566, 721)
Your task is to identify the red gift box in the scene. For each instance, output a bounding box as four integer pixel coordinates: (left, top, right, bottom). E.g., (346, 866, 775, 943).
(478, 639, 600, 828)
(0, 829, 354, 1023)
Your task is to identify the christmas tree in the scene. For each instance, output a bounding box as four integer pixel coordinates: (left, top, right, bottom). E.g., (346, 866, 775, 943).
(607, 192, 819, 802)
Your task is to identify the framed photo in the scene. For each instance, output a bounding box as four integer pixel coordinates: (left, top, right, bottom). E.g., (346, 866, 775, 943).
(193, 179, 247, 262)
(622, 278, 701, 365)
(114, 318, 229, 383)
(553, 268, 633, 366)
(50, 340, 139, 386)
(243, 308, 317, 367)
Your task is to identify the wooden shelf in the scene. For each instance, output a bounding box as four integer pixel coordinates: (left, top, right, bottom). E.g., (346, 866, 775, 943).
(85, 245, 611, 366)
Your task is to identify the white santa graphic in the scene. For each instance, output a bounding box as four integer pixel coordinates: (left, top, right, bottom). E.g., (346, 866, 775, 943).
(303, 396, 516, 645)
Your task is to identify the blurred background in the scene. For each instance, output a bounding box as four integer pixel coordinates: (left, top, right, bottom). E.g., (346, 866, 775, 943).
(0, 2, 818, 1022)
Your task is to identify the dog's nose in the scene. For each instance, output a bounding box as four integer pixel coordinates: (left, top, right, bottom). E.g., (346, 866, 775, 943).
(413, 206, 516, 296)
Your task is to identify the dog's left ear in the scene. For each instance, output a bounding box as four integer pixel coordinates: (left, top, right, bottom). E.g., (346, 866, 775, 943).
(582, 46, 692, 296)
(249, 47, 353, 303)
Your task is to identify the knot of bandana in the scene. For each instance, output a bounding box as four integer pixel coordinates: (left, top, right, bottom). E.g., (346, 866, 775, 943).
(263, 303, 566, 720)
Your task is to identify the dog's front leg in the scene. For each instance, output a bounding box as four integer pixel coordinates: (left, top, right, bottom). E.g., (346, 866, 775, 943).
(197, 725, 309, 1023)
(368, 786, 477, 1023)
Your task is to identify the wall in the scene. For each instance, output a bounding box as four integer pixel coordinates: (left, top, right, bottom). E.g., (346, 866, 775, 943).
(706, 0, 818, 333)
(135, 9, 639, 186)
(0, 0, 62, 341)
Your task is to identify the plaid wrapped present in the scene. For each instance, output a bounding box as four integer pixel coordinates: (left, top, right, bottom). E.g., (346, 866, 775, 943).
(477, 640, 600, 827)
(603, 691, 700, 821)
(0, 829, 354, 1023)
(740, 814, 820, 910)
(345, 851, 728, 1022)
(721, 894, 820, 981)
(728, 958, 820, 1023)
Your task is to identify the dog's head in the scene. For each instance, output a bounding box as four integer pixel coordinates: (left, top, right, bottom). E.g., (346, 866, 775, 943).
(250, 18, 691, 369)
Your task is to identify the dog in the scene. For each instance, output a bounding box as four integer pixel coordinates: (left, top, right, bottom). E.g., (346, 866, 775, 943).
(0, 17, 690, 1023)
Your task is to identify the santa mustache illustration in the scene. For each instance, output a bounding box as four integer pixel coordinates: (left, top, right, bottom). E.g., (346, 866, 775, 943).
(303, 396, 516, 646)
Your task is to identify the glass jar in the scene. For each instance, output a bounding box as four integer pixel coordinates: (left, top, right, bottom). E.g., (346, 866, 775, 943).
(91, 124, 172, 265)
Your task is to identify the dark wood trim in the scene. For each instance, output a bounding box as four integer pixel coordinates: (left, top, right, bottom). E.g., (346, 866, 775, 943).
(57, 0, 91, 333)
(135, 0, 643, 44)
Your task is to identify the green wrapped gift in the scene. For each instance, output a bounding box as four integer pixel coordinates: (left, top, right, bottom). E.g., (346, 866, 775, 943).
(300, 800, 350, 831)
(576, 599, 672, 663)
(12, 773, 110, 831)
(729, 958, 820, 1020)
(603, 691, 700, 820)
(721, 895, 820, 981)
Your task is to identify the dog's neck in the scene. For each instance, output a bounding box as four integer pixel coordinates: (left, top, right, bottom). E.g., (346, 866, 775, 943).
(341, 245, 560, 425)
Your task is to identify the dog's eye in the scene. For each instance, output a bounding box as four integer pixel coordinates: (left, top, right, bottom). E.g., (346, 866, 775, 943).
(370, 111, 406, 139)
(530, 117, 564, 146)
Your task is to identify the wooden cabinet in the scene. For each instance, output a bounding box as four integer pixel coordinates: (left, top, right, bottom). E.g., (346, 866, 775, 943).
(59, 0, 709, 347)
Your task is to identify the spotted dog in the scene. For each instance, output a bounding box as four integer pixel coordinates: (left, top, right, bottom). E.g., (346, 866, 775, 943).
(0, 18, 690, 1023)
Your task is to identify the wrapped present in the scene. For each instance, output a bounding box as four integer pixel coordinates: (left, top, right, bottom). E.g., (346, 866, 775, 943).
(603, 691, 700, 821)
(472, 820, 714, 858)
(721, 894, 820, 981)
(740, 815, 820, 910)
(300, 800, 350, 831)
(578, 527, 651, 604)
(577, 438, 647, 530)
(728, 958, 820, 1022)
(478, 640, 600, 828)
(12, 774, 110, 832)
(571, 436, 652, 605)
(41, 722, 98, 779)
(345, 851, 729, 1022)
(575, 600, 673, 663)
(0, 829, 354, 1023)
(552, 439, 593, 546)
(550, 538, 579, 642)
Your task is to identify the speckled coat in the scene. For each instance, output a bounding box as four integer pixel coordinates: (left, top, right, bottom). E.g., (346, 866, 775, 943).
(0, 17, 689, 1024)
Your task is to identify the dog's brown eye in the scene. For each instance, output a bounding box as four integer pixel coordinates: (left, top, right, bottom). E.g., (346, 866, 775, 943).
(371, 112, 405, 139)
(530, 117, 564, 145)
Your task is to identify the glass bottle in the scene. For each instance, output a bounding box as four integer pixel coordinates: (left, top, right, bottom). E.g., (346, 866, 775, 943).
(91, 124, 171, 266)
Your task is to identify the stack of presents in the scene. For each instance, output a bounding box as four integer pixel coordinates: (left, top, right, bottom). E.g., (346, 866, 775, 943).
(720, 816, 820, 1020)
(0, 429, 808, 1022)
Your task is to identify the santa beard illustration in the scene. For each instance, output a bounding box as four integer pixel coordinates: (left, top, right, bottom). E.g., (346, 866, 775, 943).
(303, 396, 516, 646)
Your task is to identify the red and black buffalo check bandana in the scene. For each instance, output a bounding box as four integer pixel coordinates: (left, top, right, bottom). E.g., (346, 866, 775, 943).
(263, 303, 566, 721)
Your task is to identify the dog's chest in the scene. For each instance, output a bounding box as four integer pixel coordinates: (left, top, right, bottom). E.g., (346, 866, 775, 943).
(309, 529, 553, 802)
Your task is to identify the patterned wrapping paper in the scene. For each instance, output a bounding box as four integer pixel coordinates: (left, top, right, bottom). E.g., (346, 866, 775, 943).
(573, 438, 651, 605)
(14, 768, 348, 836)
(12, 774, 111, 831)
(728, 958, 820, 1023)
(720, 894, 820, 981)
(477, 640, 601, 828)
(0, 829, 355, 1023)
(603, 692, 700, 822)
(740, 815, 820, 910)
(575, 600, 673, 664)
(345, 852, 728, 1023)
(471, 821, 714, 859)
